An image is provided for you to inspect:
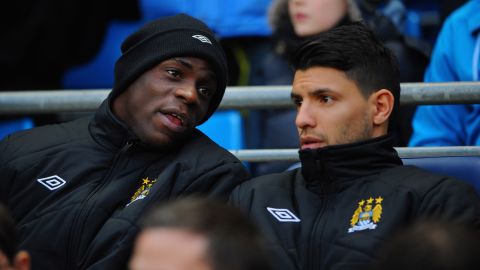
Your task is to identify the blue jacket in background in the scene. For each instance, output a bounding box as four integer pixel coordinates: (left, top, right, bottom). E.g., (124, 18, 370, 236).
(410, 0, 480, 146)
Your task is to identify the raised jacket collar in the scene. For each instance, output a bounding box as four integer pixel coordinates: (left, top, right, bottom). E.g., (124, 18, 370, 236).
(299, 135, 402, 186)
(89, 99, 138, 150)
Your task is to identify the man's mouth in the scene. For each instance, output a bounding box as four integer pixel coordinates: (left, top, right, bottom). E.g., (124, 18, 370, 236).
(300, 136, 327, 150)
(165, 112, 185, 127)
(294, 12, 307, 22)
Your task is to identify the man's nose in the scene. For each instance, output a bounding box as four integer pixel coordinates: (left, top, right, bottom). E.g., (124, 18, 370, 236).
(175, 83, 198, 104)
(290, 0, 304, 6)
(295, 104, 315, 129)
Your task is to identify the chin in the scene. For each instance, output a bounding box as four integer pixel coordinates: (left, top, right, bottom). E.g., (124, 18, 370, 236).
(139, 133, 171, 148)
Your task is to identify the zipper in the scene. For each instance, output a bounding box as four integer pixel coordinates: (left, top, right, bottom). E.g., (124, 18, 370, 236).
(121, 140, 134, 153)
(66, 140, 136, 269)
(307, 156, 330, 270)
(307, 187, 328, 270)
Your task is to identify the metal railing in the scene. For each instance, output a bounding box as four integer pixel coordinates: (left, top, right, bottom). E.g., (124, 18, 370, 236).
(0, 82, 480, 114)
(1, 82, 480, 161)
(231, 146, 480, 162)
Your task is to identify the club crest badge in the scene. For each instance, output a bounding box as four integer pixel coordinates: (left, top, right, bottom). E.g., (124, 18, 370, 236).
(127, 177, 157, 207)
(348, 197, 383, 233)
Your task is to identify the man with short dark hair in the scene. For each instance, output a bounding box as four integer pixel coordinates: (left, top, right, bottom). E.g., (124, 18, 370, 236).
(0, 14, 248, 269)
(129, 197, 272, 270)
(230, 22, 480, 270)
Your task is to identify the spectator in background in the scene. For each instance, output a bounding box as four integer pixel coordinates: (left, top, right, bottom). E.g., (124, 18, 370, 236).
(129, 197, 272, 270)
(0, 14, 247, 270)
(249, 0, 430, 176)
(230, 23, 480, 270)
(410, 0, 480, 146)
(0, 204, 30, 270)
(371, 220, 480, 270)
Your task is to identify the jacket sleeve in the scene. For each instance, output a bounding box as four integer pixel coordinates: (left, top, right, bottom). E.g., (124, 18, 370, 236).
(409, 14, 468, 147)
(228, 183, 245, 208)
(0, 136, 15, 204)
(417, 178, 480, 228)
(178, 161, 249, 202)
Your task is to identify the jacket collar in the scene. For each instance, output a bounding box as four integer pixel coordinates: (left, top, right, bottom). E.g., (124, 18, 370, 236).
(299, 135, 402, 185)
(89, 98, 138, 150)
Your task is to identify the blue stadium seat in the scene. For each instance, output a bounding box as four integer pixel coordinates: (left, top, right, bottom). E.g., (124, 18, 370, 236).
(197, 110, 244, 150)
(62, 21, 142, 89)
(404, 10, 422, 38)
(402, 156, 480, 194)
(0, 118, 34, 140)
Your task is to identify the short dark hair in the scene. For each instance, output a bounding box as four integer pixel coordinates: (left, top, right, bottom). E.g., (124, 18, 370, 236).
(0, 204, 17, 264)
(138, 197, 272, 270)
(290, 22, 400, 131)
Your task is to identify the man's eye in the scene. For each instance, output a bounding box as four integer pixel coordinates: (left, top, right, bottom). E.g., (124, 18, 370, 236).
(321, 96, 333, 103)
(198, 87, 212, 97)
(292, 98, 302, 107)
(166, 69, 181, 77)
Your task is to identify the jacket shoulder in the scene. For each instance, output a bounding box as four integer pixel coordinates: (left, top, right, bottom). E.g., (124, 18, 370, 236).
(179, 129, 244, 165)
(240, 169, 297, 188)
(0, 118, 90, 164)
(386, 165, 480, 226)
(379, 165, 478, 200)
(230, 169, 298, 205)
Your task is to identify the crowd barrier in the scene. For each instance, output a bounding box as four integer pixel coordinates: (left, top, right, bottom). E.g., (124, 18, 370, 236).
(1, 82, 480, 114)
(1, 82, 480, 162)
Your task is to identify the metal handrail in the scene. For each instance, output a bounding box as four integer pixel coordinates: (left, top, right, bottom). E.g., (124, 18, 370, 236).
(0, 82, 479, 114)
(230, 146, 480, 162)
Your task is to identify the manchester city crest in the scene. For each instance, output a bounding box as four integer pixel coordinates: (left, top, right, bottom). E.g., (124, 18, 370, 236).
(348, 197, 383, 233)
(127, 177, 157, 207)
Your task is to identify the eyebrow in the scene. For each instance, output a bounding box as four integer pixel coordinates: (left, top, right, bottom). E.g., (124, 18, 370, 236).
(291, 88, 333, 99)
(173, 58, 217, 81)
(173, 58, 193, 70)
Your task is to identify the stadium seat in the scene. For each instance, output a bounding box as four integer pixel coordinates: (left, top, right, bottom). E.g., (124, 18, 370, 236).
(197, 109, 244, 150)
(404, 10, 422, 38)
(0, 118, 34, 140)
(62, 21, 141, 89)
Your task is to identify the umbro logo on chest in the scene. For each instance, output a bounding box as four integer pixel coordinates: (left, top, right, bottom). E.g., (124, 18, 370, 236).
(267, 207, 301, 222)
(37, 175, 67, 190)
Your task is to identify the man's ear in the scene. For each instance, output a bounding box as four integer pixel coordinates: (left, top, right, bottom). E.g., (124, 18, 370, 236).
(370, 89, 394, 127)
(13, 251, 30, 270)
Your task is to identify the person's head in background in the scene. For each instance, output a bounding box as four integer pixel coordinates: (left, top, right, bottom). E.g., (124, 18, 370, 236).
(0, 205, 29, 270)
(288, 0, 356, 36)
(371, 220, 480, 270)
(290, 22, 400, 149)
(129, 197, 272, 270)
(269, 0, 362, 55)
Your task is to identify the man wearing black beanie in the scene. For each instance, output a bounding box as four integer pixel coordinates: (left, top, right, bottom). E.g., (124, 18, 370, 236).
(0, 14, 248, 270)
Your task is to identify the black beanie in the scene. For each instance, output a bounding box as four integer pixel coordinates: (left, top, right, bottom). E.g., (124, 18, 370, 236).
(111, 13, 228, 124)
